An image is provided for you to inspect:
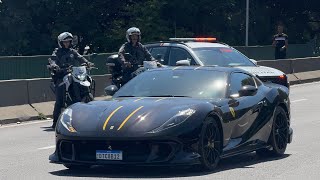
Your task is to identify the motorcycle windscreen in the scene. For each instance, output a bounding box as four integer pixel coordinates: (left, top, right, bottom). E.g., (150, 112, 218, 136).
(72, 66, 87, 81)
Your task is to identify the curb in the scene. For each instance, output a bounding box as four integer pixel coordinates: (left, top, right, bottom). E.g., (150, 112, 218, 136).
(0, 116, 51, 126)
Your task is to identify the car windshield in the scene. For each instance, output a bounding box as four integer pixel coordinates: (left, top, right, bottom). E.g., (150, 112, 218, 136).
(193, 47, 255, 67)
(114, 69, 228, 99)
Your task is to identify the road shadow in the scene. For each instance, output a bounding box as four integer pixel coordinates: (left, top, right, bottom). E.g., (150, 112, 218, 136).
(49, 152, 291, 178)
(41, 126, 55, 132)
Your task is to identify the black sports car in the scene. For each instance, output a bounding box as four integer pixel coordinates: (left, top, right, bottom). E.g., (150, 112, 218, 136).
(49, 66, 293, 171)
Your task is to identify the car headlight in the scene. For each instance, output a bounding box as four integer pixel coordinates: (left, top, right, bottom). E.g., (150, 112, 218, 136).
(59, 108, 77, 133)
(77, 74, 86, 81)
(150, 108, 196, 133)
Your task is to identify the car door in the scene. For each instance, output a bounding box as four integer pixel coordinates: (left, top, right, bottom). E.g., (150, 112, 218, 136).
(225, 72, 267, 143)
(168, 47, 196, 66)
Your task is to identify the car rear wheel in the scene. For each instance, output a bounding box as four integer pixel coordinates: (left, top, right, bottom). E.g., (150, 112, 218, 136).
(199, 117, 222, 171)
(256, 106, 288, 157)
(63, 164, 91, 170)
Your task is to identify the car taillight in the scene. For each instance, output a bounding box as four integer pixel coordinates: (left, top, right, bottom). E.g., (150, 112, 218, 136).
(278, 74, 290, 89)
(258, 75, 290, 89)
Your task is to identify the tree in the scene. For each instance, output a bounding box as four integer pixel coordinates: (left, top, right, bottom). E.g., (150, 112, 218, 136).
(0, 0, 319, 55)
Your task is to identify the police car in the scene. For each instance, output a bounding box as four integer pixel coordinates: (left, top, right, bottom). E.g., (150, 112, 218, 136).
(108, 38, 289, 88)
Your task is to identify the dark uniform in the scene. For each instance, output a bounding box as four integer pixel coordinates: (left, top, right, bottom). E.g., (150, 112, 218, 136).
(118, 42, 154, 65)
(273, 33, 288, 59)
(48, 48, 90, 126)
(118, 42, 155, 83)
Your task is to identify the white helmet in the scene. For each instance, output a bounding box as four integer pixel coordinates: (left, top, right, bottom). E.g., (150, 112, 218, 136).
(126, 27, 141, 42)
(57, 32, 73, 48)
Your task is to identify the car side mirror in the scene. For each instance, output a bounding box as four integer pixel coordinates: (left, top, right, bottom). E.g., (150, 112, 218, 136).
(238, 85, 258, 97)
(104, 85, 119, 96)
(176, 60, 191, 66)
(250, 59, 258, 65)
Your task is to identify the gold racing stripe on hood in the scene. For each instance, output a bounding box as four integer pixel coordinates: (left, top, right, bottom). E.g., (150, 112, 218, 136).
(134, 97, 145, 102)
(117, 106, 144, 131)
(155, 97, 169, 102)
(103, 106, 123, 130)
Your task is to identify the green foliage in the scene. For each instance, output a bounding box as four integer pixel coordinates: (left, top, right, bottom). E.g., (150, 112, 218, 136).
(0, 0, 319, 56)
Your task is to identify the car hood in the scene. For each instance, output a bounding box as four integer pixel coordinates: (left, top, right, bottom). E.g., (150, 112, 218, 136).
(67, 97, 218, 137)
(236, 66, 284, 77)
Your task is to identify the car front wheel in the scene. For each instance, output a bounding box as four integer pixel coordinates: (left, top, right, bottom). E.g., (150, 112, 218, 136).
(198, 117, 222, 171)
(256, 106, 289, 157)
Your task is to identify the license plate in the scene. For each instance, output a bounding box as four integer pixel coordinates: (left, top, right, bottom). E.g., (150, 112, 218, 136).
(96, 150, 123, 160)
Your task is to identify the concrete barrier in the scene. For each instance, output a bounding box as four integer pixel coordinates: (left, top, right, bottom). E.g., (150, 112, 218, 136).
(291, 57, 320, 73)
(26, 75, 112, 103)
(0, 80, 29, 107)
(2, 55, 320, 125)
(257, 59, 293, 74)
(28, 78, 55, 104)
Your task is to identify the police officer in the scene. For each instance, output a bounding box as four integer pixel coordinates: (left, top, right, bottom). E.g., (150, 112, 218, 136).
(48, 32, 94, 128)
(118, 27, 156, 83)
(272, 24, 289, 59)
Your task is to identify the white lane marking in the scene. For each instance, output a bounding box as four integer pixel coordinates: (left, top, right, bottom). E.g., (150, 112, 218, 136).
(37, 145, 55, 150)
(0, 120, 52, 129)
(291, 99, 308, 103)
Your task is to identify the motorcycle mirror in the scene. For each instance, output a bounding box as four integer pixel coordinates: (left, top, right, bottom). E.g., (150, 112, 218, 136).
(104, 85, 119, 96)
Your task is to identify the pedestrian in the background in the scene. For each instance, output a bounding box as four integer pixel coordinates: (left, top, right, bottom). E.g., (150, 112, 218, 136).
(272, 24, 288, 59)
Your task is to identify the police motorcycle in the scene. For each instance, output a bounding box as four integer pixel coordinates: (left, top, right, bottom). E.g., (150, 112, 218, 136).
(106, 53, 163, 89)
(48, 62, 97, 107)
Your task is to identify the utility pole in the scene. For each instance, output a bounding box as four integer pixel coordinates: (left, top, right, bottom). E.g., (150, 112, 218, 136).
(246, 0, 249, 46)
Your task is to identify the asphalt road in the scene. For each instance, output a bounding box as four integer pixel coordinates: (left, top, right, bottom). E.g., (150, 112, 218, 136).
(1, 82, 320, 180)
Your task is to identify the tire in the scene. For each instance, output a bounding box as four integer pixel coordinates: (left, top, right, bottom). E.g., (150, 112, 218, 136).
(256, 106, 289, 157)
(198, 117, 222, 171)
(63, 164, 91, 170)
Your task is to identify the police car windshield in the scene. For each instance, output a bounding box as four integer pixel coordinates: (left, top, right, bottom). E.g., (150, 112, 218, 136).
(114, 69, 228, 99)
(193, 47, 255, 67)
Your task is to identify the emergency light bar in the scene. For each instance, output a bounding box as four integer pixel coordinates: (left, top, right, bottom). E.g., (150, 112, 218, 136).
(169, 38, 217, 42)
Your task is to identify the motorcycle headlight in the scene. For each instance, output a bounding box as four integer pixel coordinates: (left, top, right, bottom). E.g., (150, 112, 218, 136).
(77, 74, 86, 81)
(150, 108, 196, 133)
(59, 108, 77, 133)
